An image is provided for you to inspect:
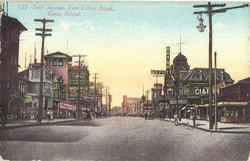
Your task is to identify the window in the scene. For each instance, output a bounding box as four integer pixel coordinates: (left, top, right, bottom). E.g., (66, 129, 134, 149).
(52, 59, 57, 66)
(59, 59, 64, 66)
(31, 70, 40, 80)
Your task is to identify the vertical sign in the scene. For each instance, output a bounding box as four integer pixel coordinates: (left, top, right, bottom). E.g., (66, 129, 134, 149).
(0, 2, 2, 56)
(166, 46, 170, 70)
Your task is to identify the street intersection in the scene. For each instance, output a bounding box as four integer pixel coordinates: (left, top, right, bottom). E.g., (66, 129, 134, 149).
(0, 117, 250, 161)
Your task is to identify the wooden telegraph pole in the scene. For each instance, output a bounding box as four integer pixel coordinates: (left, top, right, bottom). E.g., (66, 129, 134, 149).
(93, 73, 98, 113)
(34, 18, 54, 123)
(72, 54, 86, 120)
(214, 51, 217, 131)
(193, 2, 248, 130)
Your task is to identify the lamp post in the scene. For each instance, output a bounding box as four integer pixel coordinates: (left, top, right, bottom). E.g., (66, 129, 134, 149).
(193, 2, 248, 130)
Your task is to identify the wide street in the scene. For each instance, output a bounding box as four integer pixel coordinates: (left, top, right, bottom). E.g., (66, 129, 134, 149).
(0, 117, 250, 161)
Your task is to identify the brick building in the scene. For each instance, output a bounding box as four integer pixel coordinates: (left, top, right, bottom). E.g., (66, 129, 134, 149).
(44, 51, 72, 100)
(122, 95, 141, 114)
(0, 13, 27, 115)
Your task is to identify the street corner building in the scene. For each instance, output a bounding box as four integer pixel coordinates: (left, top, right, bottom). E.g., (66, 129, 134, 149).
(154, 47, 250, 123)
(0, 11, 27, 118)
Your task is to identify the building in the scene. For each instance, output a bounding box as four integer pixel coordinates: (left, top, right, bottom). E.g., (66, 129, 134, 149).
(18, 62, 54, 118)
(151, 83, 163, 112)
(44, 51, 73, 116)
(0, 13, 27, 116)
(88, 82, 106, 112)
(17, 70, 35, 119)
(68, 64, 90, 113)
(163, 51, 234, 118)
(122, 95, 141, 114)
(220, 77, 250, 102)
(216, 77, 250, 123)
(183, 67, 234, 105)
(44, 51, 72, 100)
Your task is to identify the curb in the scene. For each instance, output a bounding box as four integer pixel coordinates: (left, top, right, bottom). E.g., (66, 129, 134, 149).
(164, 119, 250, 134)
(164, 119, 211, 132)
(0, 119, 78, 130)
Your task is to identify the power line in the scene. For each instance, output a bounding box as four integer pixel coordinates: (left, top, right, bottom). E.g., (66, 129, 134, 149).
(34, 18, 54, 123)
(72, 54, 86, 120)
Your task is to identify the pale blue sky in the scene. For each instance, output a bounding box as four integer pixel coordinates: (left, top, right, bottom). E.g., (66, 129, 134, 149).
(7, 1, 249, 106)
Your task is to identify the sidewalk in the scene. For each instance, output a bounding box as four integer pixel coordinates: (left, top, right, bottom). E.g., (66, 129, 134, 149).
(0, 118, 76, 129)
(165, 118, 250, 134)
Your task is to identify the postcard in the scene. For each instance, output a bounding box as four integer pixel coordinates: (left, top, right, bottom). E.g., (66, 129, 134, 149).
(0, 0, 249, 161)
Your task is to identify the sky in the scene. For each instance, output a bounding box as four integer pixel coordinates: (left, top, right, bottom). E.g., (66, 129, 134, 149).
(5, 1, 250, 106)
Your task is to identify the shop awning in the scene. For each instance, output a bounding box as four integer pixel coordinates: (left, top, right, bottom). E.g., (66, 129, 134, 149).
(60, 102, 76, 111)
(195, 102, 248, 108)
(24, 95, 32, 103)
(218, 101, 248, 107)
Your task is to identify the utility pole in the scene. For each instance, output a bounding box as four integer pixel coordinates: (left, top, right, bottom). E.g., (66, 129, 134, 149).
(100, 86, 103, 113)
(34, 18, 53, 123)
(146, 89, 150, 111)
(93, 73, 98, 113)
(105, 86, 109, 112)
(193, 2, 248, 130)
(214, 51, 217, 131)
(72, 54, 86, 120)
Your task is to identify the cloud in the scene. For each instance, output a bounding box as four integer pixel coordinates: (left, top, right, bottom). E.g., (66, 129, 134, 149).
(59, 20, 95, 32)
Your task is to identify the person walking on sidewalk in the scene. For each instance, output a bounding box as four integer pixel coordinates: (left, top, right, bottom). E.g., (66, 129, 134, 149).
(192, 110, 196, 127)
(0, 106, 6, 127)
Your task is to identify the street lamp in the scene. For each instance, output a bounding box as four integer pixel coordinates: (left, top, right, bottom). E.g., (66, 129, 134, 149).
(196, 14, 206, 32)
(193, 2, 249, 130)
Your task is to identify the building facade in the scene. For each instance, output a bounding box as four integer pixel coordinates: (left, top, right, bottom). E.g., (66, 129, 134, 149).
(68, 65, 89, 100)
(0, 13, 27, 116)
(163, 51, 234, 118)
(122, 95, 141, 114)
(44, 51, 72, 100)
(18, 63, 54, 118)
(217, 77, 250, 123)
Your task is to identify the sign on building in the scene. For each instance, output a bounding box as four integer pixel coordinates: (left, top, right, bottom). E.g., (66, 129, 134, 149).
(166, 46, 170, 70)
(151, 70, 166, 76)
(0, 3, 2, 56)
(194, 87, 208, 95)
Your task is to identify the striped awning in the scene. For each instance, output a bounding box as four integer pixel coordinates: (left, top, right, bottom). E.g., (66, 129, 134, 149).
(218, 102, 248, 107)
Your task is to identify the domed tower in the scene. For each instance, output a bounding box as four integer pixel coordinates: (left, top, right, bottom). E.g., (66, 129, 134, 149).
(172, 52, 190, 79)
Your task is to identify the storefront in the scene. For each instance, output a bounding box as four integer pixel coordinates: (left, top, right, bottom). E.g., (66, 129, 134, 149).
(59, 102, 76, 118)
(195, 104, 208, 120)
(219, 102, 249, 123)
(192, 102, 249, 123)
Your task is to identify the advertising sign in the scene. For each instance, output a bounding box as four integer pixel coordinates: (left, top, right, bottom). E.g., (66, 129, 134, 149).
(150, 70, 166, 76)
(194, 87, 209, 95)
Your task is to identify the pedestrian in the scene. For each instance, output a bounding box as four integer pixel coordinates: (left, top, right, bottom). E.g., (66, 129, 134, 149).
(144, 111, 148, 120)
(0, 107, 6, 127)
(192, 111, 196, 127)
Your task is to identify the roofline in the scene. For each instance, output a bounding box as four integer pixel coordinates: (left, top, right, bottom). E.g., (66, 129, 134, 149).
(44, 51, 72, 61)
(2, 14, 27, 31)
